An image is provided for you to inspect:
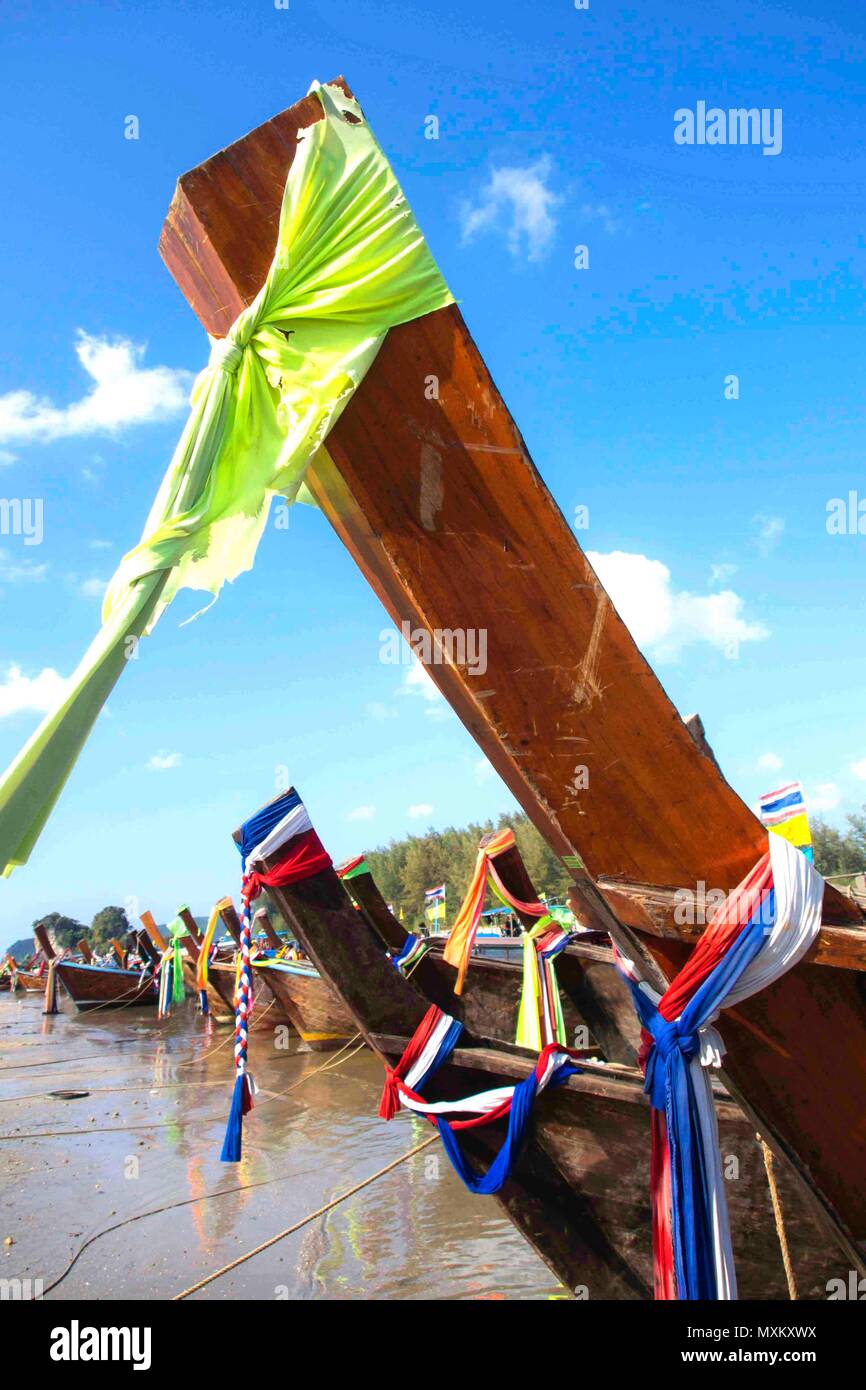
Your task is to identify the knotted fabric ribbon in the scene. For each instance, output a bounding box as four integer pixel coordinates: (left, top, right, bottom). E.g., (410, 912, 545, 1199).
(613, 833, 823, 1301)
(0, 81, 454, 877)
(444, 828, 548, 993)
(157, 916, 189, 1019)
(221, 788, 334, 1162)
(196, 897, 231, 1015)
(378, 1004, 583, 1193)
(444, 827, 570, 1050)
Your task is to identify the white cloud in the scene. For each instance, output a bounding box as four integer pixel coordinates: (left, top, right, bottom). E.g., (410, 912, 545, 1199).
(89, 539, 113, 551)
(460, 156, 560, 263)
(752, 515, 785, 556)
(0, 449, 16, 466)
(0, 663, 67, 718)
(348, 804, 376, 821)
(580, 203, 618, 235)
(810, 782, 840, 813)
(757, 752, 783, 773)
(0, 331, 193, 446)
(408, 803, 434, 819)
(0, 549, 47, 584)
(365, 701, 396, 721)
(851, 758, 866, 781)
(586, 550, 769, 662)
(147, 751, 181, 771)
(396, 659, 451, 720)
(76, 577, 108, 600)
(710, 563, 738, 586)
(474, 757, 495, 783)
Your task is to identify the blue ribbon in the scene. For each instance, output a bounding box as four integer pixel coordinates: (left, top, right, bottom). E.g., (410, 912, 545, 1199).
(437, 1059, 580, 1195)
(237, 789, 303, 868)
(623, 892, 776, 1299)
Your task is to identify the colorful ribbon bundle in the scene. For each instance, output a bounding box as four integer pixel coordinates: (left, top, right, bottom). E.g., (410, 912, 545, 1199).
(379, 1005, 583, 1193)
(514, 916, 572, 1051)
(156, 917, 190, 1020)
(196, 898, 231, 1014)
(444, 828, 570, 1048)
(391, 933, 430, 974)
(336, 854, 369, 882)
(613, 833, 823, 1300)
(221, 790, 333, 1162)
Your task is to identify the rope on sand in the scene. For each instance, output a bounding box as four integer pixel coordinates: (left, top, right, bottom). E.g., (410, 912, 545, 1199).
(174, 1134, 438, 1300)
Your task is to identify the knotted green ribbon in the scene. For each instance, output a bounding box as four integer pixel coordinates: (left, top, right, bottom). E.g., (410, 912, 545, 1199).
(165, 917, 190, 1005)
(0, 82, 454, 875)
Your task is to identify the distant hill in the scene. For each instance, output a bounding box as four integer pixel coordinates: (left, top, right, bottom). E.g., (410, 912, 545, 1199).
(5, 937, 33, 963)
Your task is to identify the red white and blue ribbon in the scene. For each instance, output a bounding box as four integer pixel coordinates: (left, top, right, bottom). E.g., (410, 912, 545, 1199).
(379, 1004, 583, 1193)
(613, 833, 823, 1300)
(221, 789, 332, 1162)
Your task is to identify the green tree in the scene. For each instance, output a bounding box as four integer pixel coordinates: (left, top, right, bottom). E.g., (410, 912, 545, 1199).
(360, 811, 575, 927)
(90, 906, 131, 951)
(812, 810, 866, 878)
(32, 912, 85, 952)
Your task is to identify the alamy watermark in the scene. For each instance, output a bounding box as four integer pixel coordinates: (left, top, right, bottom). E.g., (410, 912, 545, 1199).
(0, 497, 43, 545)
(380, 621, 488, 677)
(674, 102, 782, 157)
(826, 491, 866, 535)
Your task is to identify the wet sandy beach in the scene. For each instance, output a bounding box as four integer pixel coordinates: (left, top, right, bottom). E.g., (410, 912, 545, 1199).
(0, 991, 560, 1300)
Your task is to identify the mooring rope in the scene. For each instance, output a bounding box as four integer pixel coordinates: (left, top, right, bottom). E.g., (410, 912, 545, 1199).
(758, 1135, 798, 1300)
(39, 1165, 312, 1297)
(174, 1133, 439, 1300)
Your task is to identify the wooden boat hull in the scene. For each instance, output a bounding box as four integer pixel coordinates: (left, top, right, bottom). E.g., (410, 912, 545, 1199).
(14, 970, 46, 992)
(161, 81, 866, 1256)
(206, 959, 297, 1037)
(255, 820, 856, 1299)
(347, 864, 640, 1065)
(251, 958, 355, 1052)
(54, 962, 157, 1010)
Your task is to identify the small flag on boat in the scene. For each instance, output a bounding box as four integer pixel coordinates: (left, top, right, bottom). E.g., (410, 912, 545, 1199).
(424, 884, 446, 930)
(759, 781, 812, 861)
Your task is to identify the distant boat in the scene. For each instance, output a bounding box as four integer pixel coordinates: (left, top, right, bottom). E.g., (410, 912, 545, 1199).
(34, 924, 157, 1011)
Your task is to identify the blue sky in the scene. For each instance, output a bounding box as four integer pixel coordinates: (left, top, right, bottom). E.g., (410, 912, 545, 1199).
(1, 0, 865, 948)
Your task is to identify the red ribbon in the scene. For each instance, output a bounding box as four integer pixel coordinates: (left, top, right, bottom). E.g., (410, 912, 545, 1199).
(244, 828, 332, 902)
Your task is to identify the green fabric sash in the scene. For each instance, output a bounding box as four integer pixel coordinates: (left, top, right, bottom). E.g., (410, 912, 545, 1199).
(0, 82, 453, 875)
(166, 917, 190, 1005)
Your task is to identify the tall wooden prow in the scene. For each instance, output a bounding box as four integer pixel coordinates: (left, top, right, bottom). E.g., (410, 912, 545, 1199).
(161, 78, 866, 1257)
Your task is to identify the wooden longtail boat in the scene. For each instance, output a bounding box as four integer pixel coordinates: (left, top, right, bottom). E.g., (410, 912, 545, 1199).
(161, 77, 866, 1262)
(12, 964, 46, 992)
(341, 849, 639, 1065)
(237, 789, 853, 1299)
(210, 901, 354, 1051)
(33, 925, 156, 1011)
(141, 910, 230, 1021)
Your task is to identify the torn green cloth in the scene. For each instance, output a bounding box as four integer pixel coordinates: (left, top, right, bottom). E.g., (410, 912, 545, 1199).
(0, 81, 454, 875)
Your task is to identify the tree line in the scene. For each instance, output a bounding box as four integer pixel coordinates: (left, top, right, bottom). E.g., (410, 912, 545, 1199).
(362, 811, 575, 930)
(9, 805, 864, 959)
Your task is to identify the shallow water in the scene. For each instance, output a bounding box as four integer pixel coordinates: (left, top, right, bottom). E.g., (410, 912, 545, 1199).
(0, 993, 561, 1301)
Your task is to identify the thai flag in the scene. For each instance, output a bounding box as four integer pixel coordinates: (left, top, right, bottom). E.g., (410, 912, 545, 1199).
(425, 884, 446, 902)
(759, 781, 806, 827)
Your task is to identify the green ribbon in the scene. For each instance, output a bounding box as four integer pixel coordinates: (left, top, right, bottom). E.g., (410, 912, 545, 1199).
(166, 917, 189, 1005)
(0, 81, 454, 876)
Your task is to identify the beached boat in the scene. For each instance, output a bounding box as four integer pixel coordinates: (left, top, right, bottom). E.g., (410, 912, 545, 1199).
(234, 788, 854, 1299)
(13, 969, 45, 992)
(33, 924, 156, 1011)
(159, 78, 866, 1267)
(339, 849, 639, 1064)
(210, 900, 354, 1050)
